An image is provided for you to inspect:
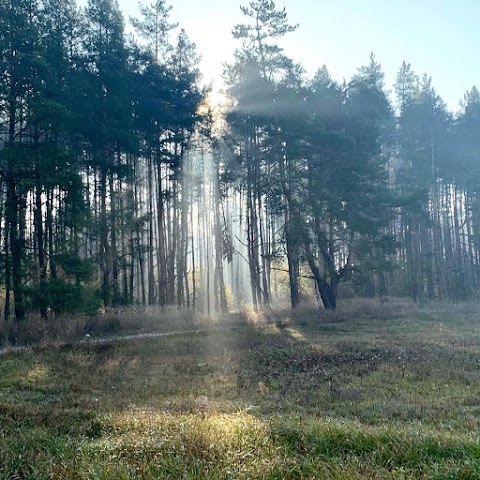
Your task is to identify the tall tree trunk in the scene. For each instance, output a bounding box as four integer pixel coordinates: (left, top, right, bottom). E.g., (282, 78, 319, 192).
(34, 184, 47, 318)
(147, 154, 155, 305)
(213, 163, 228, 312)
(110, 171, 119, 304)
(99, 166, 111, 308)
(156, 161, 167, 306)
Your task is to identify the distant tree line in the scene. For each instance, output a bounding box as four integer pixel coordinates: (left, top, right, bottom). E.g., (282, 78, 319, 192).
(0, 0, 204, 328)
(0, 0, 479, 333)
(223, 0, 480, 310)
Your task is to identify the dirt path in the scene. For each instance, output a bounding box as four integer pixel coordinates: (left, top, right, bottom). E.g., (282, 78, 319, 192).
(0, 328, 216, 358)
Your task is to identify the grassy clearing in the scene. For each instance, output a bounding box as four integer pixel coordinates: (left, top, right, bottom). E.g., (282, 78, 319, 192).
(2, 300, 480, 478)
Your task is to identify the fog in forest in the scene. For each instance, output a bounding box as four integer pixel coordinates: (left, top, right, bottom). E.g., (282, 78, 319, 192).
(0, 0, 479, 327)
(4, 1, 480, 478)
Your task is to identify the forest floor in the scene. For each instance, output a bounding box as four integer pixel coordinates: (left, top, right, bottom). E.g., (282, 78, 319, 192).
(2, 300, 480, 479)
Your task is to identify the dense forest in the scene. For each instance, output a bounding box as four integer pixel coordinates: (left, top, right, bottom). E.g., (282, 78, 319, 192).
(1, 0, 479, 329)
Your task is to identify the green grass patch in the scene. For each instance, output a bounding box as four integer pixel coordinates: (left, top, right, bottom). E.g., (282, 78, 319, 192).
(2, 302, 480, 478)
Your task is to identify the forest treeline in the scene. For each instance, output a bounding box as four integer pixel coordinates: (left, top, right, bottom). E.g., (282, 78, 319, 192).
(1, 0, 479, 327)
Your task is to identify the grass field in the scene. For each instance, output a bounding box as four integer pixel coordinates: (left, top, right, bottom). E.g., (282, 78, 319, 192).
(2, 300, 480, 479)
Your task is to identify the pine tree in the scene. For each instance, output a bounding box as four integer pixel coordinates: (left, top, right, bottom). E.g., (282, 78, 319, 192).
(0, 0, 43, 322)
(81, 0, 133, 307)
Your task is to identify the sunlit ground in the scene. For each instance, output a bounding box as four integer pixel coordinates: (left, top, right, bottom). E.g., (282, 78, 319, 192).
(2, 301, 480, 478)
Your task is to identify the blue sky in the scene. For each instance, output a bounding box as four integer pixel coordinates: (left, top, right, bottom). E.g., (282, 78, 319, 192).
(100, 0, 479, 110)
